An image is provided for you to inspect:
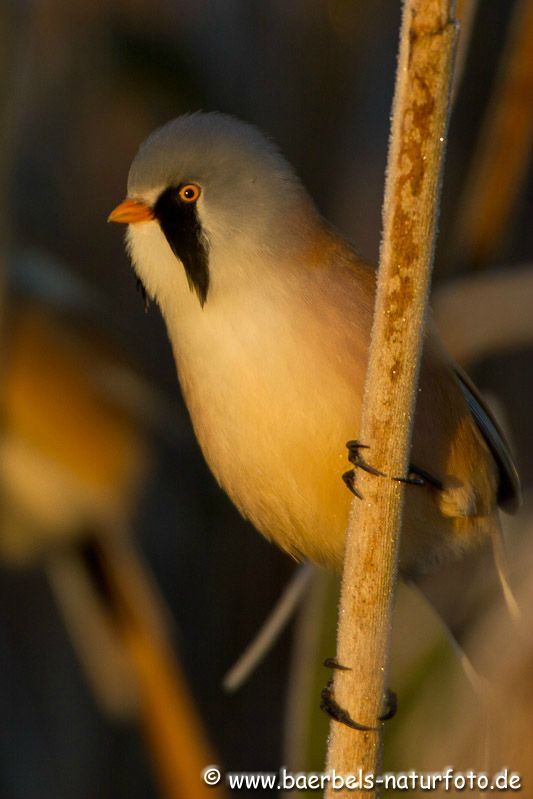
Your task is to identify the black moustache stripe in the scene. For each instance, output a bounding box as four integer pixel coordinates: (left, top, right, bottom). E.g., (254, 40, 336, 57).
(154, 187, 210, 306)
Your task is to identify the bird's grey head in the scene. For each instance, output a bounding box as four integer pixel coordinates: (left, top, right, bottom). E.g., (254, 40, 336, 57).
(121, 112, 317, 307)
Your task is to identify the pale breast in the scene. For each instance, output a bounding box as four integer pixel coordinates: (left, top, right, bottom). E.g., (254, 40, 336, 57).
(159, 243, 501, 575)
(166, 259, 372, 568)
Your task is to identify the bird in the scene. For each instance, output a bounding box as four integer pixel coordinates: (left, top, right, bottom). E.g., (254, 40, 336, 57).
(108, 111, 520, 583)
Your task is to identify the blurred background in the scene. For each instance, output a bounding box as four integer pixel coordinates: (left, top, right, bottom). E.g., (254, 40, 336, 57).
(1, 1, 532, 797)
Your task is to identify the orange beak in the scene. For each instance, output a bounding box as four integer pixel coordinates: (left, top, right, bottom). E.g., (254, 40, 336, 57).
(107, 198, 155, 224)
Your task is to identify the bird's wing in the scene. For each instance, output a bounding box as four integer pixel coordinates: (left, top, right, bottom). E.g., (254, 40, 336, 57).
(454, 364, 521, 514)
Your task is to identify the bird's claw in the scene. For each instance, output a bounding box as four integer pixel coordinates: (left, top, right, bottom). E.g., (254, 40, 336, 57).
(342, 441, 385, 497)
(342, 469, 363, 499)
(343, 441, 442, 496)
(324, 657, 351, 671)
(346, 440, 386, 477)
(394, 465, 443, 490)
(320, 681, 397, 730)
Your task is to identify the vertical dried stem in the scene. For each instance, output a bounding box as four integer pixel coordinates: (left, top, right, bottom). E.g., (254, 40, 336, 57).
(324, 3, 457, 797)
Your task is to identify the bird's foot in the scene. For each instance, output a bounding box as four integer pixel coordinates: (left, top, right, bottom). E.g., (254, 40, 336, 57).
(342, 441, 385, 499)
(324, 657, 351, 671)
(342, 469, 362, 499)
(346, 440, 386, 477)
(320, 681, 397, 730)
(320, 680, 375, 731)
(343, 442, 442, 496)
(394, 464, 443, 491)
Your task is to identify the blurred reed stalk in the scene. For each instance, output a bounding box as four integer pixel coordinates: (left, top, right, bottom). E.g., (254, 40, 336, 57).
(223, 562, 314, 693)
(452, 0, 479, 104)
(451, 0, 533, 270)
(324, 3, 458, 797)
(94, 531, 229, 799)
(434, 266, 533, 365)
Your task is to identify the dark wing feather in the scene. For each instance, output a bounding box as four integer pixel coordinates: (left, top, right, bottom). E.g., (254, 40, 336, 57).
(454, 365, 521, 514)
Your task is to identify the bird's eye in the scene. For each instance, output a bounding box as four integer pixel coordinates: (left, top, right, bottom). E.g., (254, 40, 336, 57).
(178, 184, 201, 203)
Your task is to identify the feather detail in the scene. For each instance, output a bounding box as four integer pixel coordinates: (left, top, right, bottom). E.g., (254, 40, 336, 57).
(454, 364, 521, 514)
